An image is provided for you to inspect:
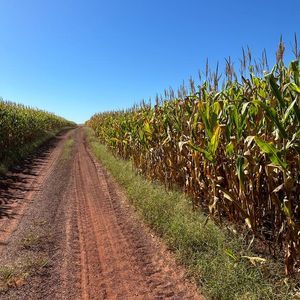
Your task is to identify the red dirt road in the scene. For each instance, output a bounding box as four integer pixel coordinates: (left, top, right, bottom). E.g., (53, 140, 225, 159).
(0, 128, 202, 299)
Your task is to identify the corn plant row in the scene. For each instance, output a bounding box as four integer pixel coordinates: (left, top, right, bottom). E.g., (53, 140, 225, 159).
(88, 49, 300, 274)
(0, 100, 75, 163)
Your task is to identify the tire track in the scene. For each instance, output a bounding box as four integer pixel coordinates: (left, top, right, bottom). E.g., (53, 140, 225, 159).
(0, 127, 202, 299)
(66, 128, 202, 299)
(0, 130, 73, 252)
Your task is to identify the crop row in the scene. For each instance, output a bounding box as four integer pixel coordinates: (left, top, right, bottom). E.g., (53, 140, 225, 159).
(88, 46, 300, 274)
(0, 100, 75, 164)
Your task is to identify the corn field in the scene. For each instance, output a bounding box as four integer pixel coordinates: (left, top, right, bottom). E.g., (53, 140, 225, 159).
(88, 42, 300, 275)
(0, 100, 75, 164)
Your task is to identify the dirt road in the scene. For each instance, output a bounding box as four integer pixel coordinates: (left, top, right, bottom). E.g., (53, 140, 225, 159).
(0, 128, 202, 299)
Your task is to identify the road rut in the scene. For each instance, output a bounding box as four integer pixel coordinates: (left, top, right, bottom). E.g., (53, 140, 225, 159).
(0, 128, 202, 299)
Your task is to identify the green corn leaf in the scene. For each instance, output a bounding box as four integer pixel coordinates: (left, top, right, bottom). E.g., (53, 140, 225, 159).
(283, 99, 297, 123)
(188, 142, 213, 161)
(209, 125, 221, 155)
(225, 142, 234, 156)
(144, 121, 152, 136)
(254, 137, 288, 170)
(236, 155, 245, 188)
(266, 73, 285, 108)
(290, 59, 299, 86)
(254, 100, 288, 139)
(289, 82, 300, 94)
(293, 102, 300, 124)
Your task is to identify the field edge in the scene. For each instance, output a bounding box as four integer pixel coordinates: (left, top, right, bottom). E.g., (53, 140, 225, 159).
(85, 127, 297, 300)
(0, 126, 75, 175)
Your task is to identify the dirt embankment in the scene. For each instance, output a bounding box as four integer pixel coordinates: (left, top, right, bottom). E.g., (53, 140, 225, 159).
(0, 127, 202, 299)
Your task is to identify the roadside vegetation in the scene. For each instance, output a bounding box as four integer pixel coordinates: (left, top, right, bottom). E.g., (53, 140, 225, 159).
(87, 39, 300, 276)
(0, 99, 75, 174)
(87, 128, 298, 299)
(87, 38, 300, 298)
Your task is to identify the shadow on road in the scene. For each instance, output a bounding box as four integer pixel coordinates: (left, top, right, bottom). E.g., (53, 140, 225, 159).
(0, 131, 66, 219)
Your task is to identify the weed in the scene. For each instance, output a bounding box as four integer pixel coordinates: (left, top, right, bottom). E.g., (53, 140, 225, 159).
(21, 233, 42, 249)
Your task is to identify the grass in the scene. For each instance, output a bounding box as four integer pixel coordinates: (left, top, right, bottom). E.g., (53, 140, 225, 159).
(0, 255, 50, 292)
(0, 265, 23, 293)
(22, 256, 49, 272)
(86, 127, 298, 300)
(0, 266, 16, 283)
(60, 136, 74, 161)
(21, 232, 43, 250)
(0, 256, 49, 293)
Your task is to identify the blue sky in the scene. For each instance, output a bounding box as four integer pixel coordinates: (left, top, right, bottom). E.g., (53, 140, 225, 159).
(0, 0, 299, 123)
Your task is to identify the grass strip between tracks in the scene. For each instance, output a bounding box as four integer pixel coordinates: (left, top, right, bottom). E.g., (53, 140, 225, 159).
(60, 136, 75, 162)
(86, 127, 297, 300)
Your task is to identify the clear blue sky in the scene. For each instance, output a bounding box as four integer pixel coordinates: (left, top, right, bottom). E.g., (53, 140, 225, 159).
(0, 0, 299, 123)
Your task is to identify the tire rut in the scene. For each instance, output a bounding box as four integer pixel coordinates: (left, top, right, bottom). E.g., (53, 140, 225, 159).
(63, 128, 202, 299)
(0, 127, 202, 299)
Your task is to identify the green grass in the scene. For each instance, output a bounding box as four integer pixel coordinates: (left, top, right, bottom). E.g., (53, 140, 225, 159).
(60, 136, 74, 161)
(20, 232, 43, 250)
(0, 256, 50, 293)
(86, 127, 298, 300)
(0, 262, 28, 292)
(0, 266, 16, 283)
